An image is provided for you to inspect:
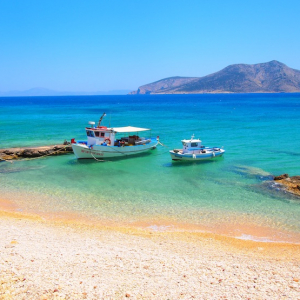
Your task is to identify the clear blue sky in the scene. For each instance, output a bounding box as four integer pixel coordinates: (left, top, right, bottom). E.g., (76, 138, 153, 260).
(0, 0, 299, 92)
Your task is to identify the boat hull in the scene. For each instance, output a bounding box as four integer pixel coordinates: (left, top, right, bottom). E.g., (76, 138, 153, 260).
(72, 139, 158, 159)
(170, 149, 225, 161)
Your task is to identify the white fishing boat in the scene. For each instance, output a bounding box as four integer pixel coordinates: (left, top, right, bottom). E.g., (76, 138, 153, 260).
(71, 113, 159, 159)
(170, 135, 225, 161)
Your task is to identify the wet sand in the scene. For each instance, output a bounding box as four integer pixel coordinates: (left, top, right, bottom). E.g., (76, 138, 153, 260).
(0, 199, 300, 299)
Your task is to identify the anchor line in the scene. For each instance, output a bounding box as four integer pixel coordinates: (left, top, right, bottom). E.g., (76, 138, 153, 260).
(88, 145, 128, 162)
(89, 150, 106, 162)
(157, 141, 169, 148)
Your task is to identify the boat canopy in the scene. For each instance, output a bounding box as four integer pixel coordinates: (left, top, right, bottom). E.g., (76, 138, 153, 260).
(112, 126, 150, 133)
(181, 139, 202, 143)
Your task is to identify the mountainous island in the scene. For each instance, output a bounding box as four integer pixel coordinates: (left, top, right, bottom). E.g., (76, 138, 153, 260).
(129, 61, 300, 94)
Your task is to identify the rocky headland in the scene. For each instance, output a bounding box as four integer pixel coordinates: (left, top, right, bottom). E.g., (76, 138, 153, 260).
(130, 60, 300, 94)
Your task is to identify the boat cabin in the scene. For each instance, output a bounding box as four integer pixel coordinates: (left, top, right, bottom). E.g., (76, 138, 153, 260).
(181, 137, 205, 153)
(85, 122, 151, 147)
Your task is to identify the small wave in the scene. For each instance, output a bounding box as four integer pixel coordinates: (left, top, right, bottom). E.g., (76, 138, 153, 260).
(236, 234, 299, 244)
(147, 225, 173, 232)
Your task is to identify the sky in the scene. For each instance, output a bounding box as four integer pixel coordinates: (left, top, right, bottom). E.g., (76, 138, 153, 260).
(0, 0, 299, 92)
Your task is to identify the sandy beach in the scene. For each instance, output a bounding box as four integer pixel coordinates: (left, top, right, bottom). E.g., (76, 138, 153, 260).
(0, 205, 300, 300)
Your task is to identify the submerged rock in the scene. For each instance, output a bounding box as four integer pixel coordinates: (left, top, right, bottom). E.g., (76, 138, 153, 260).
(230, 165, 273, 180)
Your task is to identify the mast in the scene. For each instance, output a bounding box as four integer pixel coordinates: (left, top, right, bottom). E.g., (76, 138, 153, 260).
(97, 112, 106, 127)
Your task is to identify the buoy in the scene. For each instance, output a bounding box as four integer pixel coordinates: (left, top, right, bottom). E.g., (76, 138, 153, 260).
(104, 138, 111, 145)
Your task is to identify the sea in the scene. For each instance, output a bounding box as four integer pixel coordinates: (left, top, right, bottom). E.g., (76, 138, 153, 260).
(1, 94, 300, 243)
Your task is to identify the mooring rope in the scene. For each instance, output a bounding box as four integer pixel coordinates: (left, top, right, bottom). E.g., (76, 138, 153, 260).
(157, 141, 169, 148)
(89, 150, 107, 162)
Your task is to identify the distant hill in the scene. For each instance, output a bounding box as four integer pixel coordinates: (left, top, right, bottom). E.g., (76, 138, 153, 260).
(0, 88, 131, 97)
(128, 76, 198, 95)
(129, 61, 300, 94)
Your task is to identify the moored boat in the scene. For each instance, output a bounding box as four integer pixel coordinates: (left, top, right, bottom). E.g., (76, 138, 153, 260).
(71, 113, 158, 159)
(170, 135, 225, 161)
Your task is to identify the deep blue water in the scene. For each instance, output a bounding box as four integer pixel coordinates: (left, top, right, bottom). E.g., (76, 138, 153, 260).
(1, 94, 300, 242)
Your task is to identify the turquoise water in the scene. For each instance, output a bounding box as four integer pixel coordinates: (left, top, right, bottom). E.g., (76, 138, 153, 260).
(1, 94, 300, 242)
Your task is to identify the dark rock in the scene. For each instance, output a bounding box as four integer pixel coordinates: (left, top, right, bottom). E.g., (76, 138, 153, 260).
(274, 174, 289, 180)
(38, 150, 48, 155)
(22, 149, 40, 158)
(31, 151, 42, 157)
(3, 149, 14, 155)
(21, 149, 32, 157)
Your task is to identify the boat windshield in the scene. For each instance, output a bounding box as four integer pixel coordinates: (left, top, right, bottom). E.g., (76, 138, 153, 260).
(182, 141, 200, 147)
(86, 130, 95, 137)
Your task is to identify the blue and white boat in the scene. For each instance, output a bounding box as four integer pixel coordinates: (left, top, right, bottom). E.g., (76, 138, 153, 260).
(170, 135, 225, 161)
(71, 113, 158, 159)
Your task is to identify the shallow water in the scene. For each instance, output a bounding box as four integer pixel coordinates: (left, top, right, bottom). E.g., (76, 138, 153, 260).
(1, 94, 300, 242)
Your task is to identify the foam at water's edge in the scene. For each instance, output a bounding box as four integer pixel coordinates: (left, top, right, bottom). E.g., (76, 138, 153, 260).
(236, 234, 300, 244)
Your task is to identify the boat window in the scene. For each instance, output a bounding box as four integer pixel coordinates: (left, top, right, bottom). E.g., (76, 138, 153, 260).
(86, 130, 95, 137)
(100, 132, 105, 137)
(182, 142, 187, 146)
(95, 131, 100, 137)
(191, 142, 198, 147)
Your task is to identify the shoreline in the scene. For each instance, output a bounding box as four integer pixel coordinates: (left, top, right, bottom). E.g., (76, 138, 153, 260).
(1, 197, 300, 253)
(1, 196, 300, 246)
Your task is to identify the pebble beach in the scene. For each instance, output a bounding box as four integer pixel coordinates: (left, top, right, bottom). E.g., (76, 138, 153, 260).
(1, 206, 300, 300)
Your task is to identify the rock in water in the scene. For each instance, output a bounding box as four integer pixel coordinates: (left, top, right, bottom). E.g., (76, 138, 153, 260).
(273, 174, 300, 197)
(274, 174, 289, 180)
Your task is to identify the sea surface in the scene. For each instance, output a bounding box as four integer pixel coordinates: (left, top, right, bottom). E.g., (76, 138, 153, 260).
(1, 94, 300, 242)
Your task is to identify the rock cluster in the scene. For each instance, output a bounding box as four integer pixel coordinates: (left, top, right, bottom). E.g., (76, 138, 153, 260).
(0, 143, 73, 161)
(274, 174, 300, 197)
